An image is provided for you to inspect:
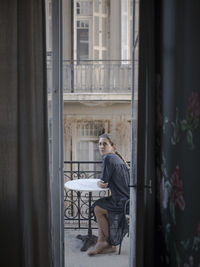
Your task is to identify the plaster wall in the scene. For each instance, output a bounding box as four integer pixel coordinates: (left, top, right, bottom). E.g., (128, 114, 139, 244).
(63, 101, 132, 162)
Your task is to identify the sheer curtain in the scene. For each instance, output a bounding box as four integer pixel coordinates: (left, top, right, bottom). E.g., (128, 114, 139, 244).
(0, 1, 53, 266)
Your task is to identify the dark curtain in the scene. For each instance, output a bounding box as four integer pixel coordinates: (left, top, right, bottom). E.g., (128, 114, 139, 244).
(134, 0, 156, 265)
(155, 0, 200, 266)
(0, 1, 53, 266)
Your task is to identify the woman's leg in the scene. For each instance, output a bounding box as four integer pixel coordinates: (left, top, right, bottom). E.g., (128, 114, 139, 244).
(95, 206, 109, 241)
(88, 205, 116, 256)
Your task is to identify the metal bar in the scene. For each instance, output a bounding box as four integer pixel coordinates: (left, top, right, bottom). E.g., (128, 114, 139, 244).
(64, 226, 98, 230)
(77, 162, 81, 228)
(129, 0, 137, 266)
(88, 192, 92, 237)
(71, 63, 74, 93)
(64, 161, 129, 163)
(70, 189, 74, 217)
(78, 191, 81, 229)
(63, 59, 133, 62)
(78, 161, 80, 179)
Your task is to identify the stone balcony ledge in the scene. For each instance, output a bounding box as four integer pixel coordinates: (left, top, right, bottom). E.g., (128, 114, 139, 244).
(63, 92, 132, 102)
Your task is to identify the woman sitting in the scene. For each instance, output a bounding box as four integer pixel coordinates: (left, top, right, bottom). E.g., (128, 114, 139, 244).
(88, 133, 130, 256)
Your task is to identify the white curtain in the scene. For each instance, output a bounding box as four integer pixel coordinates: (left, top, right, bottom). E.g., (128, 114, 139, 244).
(0, 0, 53, 266)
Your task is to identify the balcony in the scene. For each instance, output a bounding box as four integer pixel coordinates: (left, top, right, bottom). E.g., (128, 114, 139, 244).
(63, 60, 132, 93)
(64, 161, 130, 264)
(47, 60, 132, 101)
(65, 228, 129, 265)
(64, 160, 130, 229)
(64, 161, 103, 229)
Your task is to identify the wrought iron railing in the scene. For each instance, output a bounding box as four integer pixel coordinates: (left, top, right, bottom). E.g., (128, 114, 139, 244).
(64, 161, 108, 229)
(47, 60, 132, 93)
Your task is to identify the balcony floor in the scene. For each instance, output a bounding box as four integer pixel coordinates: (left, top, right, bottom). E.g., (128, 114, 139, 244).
(64, 229, 129, 267)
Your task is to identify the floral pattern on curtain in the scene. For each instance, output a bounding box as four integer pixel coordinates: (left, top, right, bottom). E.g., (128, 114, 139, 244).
(156, 88, 200, 267)
(155, 1, 200, 266)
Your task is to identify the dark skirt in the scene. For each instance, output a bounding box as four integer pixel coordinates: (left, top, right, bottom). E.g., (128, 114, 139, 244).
(91, 196, 129, 246)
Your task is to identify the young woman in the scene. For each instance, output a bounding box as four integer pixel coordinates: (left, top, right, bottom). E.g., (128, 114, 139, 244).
(88, 133, 130, 256)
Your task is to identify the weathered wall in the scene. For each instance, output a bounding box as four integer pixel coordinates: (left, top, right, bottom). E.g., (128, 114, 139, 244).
(63, 101, 132, 161)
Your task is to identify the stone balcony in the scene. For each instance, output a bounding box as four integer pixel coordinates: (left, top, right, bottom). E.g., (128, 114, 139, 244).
(64, 161, 130, 266)
(47, 59, 137, 102)
(65, 228, 129, 267)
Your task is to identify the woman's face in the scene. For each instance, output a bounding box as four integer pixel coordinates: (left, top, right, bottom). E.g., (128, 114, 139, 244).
(98, 137, 114, 156)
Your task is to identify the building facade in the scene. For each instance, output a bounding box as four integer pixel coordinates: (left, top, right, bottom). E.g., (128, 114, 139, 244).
(46, 0, 138, 166)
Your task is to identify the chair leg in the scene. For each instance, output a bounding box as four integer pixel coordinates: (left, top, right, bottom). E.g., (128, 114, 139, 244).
(118, 242, 122, 255)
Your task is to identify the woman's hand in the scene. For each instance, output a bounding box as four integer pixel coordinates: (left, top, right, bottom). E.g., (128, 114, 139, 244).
(97, 180, 108, 188)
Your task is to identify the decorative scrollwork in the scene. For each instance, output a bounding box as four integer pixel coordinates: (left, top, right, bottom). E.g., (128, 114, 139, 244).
(64, 202, 79, 219)
(64, 161, 110, 229)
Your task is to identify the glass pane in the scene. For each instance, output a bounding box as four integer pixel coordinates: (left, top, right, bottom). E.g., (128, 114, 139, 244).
(76, 2, 80, 14)
(94, 50, 99, 60)
(76, 0, 92, 16)
(94, 0, 99, 13)
(102, 17, 107, 47)
(102, 0, 107, 13)
(94, 16, 99, 46)
(77, 28, 89, 60)
(102, 50, 107, 60)
(45, 0, 53, 177)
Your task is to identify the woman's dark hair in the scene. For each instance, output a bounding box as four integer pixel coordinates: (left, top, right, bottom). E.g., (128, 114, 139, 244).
(99, 133, 129, 167)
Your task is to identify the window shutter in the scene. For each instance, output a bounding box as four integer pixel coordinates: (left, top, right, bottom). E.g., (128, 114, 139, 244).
(93, 0, 109, 60)
(121, 0, 129, 61)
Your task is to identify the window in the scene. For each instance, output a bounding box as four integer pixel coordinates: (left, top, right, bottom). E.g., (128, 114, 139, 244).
(77, 20, 89, 60)
(76, 120, 104, 137)
(75, 120, 109, 174)
(121, 0, 129, 63)
(93, 0, 109, 60)
(76, 0, 92, 16)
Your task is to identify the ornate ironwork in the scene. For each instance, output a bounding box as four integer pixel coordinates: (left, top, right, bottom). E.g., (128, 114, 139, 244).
(47, 60, 132, 93)
(64, 161, 109, 229)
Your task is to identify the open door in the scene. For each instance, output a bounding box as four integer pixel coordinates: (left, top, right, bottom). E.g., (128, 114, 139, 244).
(47, 0, 64, 266)
(46, 0, 156, 266)
(132, 0, 155, 266)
